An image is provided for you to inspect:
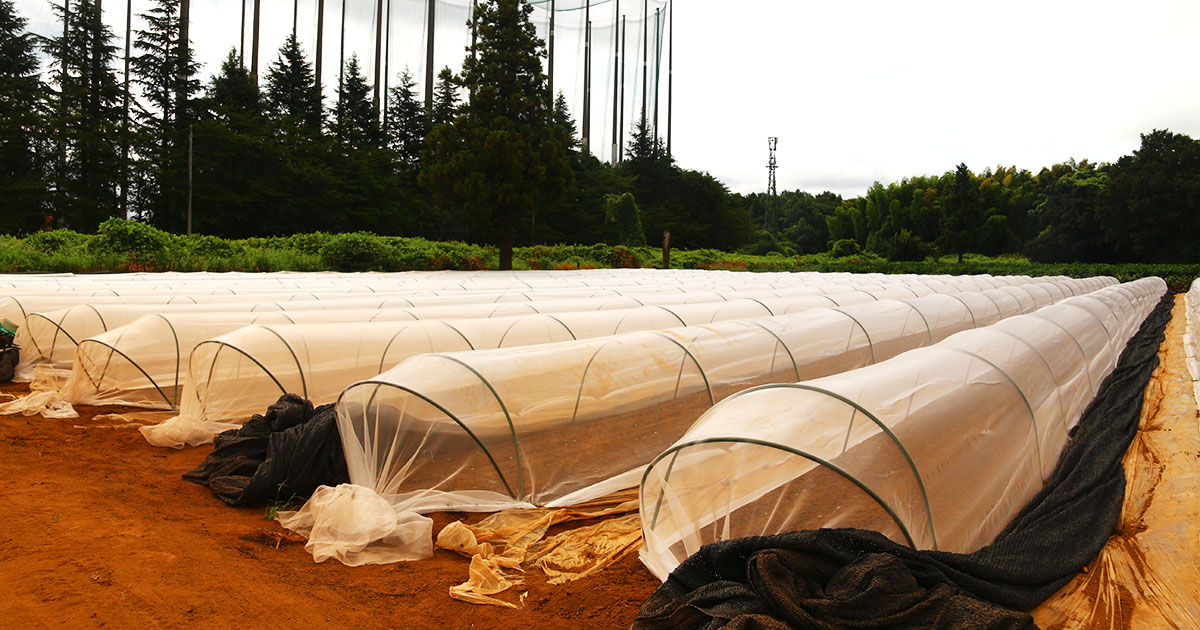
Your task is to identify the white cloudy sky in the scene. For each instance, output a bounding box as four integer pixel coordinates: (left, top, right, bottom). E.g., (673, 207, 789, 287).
(14, 0, 1200, 197)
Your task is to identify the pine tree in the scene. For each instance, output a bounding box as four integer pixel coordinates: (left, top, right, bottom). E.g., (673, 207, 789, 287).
(383, 67, 425, 170)
(190, 50, 276, 236)
(264, 34, 322, 133)
(0, 0, 48, 233)
(421, 0, 573, 270)
(130, 0, 200, 230)
(332, 55, 377, 147)
(42, 0, 124, 232)
(429, 66, 459, 128)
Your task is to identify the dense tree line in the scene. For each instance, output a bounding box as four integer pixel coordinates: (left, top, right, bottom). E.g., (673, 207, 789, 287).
(737, 128, 1200, 263)
(2, 0, 1197, 264)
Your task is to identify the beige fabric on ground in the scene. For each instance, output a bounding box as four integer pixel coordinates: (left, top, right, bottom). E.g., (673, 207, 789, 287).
(437, 491, 641, 608)
(1032, 294, 1200, 628)
(0, 366, 76, 418)
(276, 484, 434, 566)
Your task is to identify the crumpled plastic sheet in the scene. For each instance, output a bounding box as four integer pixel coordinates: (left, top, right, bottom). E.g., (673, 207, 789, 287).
(1033, 295, 1200, 628)
(435, 491, 643, 608)
(0, 365, 77, 419)
(139, 414, 240, 448)
(275, 484, 433, 566)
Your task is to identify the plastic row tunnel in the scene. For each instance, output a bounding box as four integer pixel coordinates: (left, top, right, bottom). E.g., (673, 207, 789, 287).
(332, 277, 1114, 516)
(636, 277, 1166, 580)
(176, 277, 1111, 427)
(49, 276, 1042, 406)
(59, 288, 889, 410)
(0, 271, 1074, 329)
(136, 277, 1105, 447)
(26, 286, 857, 375)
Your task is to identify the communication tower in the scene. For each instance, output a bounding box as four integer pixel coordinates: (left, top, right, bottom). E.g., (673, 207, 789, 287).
(765, 137, 779, 231)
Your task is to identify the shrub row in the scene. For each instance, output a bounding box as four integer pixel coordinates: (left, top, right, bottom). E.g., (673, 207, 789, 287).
(2, 219, 1197, 290)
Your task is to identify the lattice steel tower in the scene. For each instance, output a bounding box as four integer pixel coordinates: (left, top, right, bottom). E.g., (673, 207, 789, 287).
(765, 137, 779, 231)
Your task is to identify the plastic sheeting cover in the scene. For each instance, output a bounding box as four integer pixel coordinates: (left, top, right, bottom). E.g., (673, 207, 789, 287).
(637, 277, 1165, 581)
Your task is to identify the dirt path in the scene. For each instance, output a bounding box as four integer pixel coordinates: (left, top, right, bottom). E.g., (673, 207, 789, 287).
(0, 382, 658, 629)
(1032, 294, 1200, 628)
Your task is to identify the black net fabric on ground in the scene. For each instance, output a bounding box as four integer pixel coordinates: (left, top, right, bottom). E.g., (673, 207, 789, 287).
(183, 393, 350, 506)
(634, 290, 1174, 630)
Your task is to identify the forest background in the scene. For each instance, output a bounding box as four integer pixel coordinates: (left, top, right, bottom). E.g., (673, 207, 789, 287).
(3, 0, 1199, 276)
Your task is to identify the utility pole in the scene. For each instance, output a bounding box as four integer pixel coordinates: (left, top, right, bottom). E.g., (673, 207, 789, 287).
(766, 137, 779, 232)
(251, 0, 261, 84)
(611, 0, 619, 165)
(424, 0, 435, 110)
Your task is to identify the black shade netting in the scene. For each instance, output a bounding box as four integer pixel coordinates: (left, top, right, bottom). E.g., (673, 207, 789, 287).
(184, 393, 350, 506)
(634, 290, 1174, 630)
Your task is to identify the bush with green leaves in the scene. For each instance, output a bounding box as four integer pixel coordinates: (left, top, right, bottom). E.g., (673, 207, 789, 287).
(22, 229, 90, 253)
(829, 239, 862, 258)
(88, 217, 177, 260)
(319, 232, 390, 272)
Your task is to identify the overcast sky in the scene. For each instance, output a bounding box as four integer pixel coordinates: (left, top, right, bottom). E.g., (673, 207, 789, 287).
(14, 0, 1200, 197)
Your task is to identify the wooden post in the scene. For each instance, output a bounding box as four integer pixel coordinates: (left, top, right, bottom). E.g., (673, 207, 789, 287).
(662, 231, 670, 269)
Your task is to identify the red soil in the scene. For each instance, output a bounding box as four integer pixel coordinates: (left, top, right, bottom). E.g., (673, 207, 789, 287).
(0, 381, 659, 629)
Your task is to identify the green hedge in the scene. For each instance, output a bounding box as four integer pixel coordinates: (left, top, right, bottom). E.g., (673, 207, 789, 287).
(3, 219, 1197, 290)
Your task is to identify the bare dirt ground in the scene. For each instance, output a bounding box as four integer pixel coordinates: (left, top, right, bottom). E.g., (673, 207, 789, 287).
(0, 382, 658, 629)
(2, 294, 1196, 629)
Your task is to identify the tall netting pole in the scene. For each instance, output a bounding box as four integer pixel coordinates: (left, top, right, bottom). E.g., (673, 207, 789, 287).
(641, 0, 647, 122)
(582, 0, 591, 153)
(653, 6, 660, 146)
(339, 0, 345, 92)
(239, 0, 245, 66)
(316, 0, 325, 102)
(611, 0, 620, 165)
(382, 0, 390, 121)
(122, 0, 131, 216)
(373, 0, 383, 121)
(667, 0, 672, 158)
(424, 0, 435, 110)
(548, 0, 555, 105)
(251, 0, 261, 84)
(619, 15, 625, 161)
